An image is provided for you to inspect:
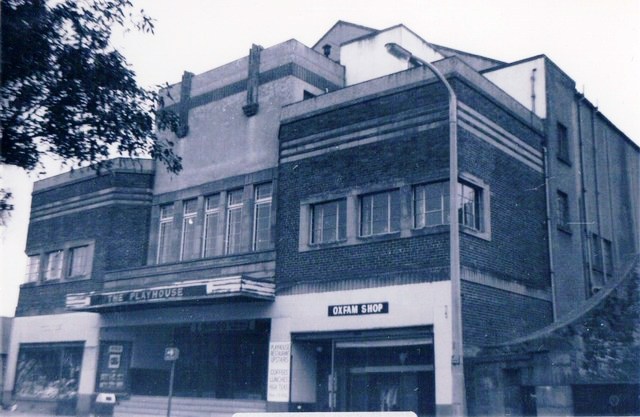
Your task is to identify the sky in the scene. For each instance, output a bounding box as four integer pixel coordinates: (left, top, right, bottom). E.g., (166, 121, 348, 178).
(1, 0, 639, 316)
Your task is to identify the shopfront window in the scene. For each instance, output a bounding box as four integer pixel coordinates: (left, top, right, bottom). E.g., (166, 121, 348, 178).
(14, 343, 84, 400)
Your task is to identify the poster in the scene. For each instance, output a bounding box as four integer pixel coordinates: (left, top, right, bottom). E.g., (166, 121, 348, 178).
(266, 342, 291, 402)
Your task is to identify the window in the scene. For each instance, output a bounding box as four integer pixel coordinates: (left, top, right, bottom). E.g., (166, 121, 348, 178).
(225, 189, 244, 254)
(557, 122, 570, 163)
(14, 343, 83, 400)
(603, 239, 613, 277)
(157, 204, 174, 264)
(414, 182, 449, 228)
(68, 246, 89, 277)
(253, 183, 273, 251)
(591, 234, 603, 272)
(203, 194, 220, 257)
(25, 255, 40, 283)
(414, 181, 481, 231)
(45, 250, 64, 280)
(556, 190, 570, 230)
(360, 190, 400, 236)
(180, 199, 199, 260)
(590, 234, 615, 294)
(591, 234, 614, 274)
(311, 199, 346, 244)
(458, 182, 481, 230)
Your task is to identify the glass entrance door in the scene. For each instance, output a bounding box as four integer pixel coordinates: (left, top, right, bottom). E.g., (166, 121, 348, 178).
(335, 340, 435, 416)
(298, 332, 435, 417)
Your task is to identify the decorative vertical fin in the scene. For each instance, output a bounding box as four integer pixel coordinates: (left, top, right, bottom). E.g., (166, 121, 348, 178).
(176, 71, 194, 138)
(243, 44, 263, 117)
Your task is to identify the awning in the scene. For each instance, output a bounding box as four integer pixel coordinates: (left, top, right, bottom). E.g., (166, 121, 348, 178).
(65, 275, 275, 311)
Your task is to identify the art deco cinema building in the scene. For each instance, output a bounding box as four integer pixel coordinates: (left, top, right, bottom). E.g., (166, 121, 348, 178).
(4, 21, 639, 417)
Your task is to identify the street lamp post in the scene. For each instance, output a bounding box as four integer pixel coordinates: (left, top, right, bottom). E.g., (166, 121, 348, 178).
(385, 43, 466, 416)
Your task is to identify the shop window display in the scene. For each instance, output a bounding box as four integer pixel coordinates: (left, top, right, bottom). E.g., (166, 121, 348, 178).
(14, 343, 83, 400)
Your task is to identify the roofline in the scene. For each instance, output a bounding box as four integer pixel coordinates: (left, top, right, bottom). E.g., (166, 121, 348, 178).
(281, 55, 545, 135)
(481, 54, 547, 74)
(341, 23, 432, 48)
(577, 92, 640, 151)
(33, 158, 155, 193)
(312, 20, 379, 49)
(482, 55, 639, 150)
(429, 42, 504, 66)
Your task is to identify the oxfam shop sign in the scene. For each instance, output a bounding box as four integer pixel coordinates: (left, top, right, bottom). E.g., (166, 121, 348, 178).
(328, 302, 389, 317)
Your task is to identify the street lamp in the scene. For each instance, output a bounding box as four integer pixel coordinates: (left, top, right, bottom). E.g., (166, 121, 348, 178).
(385, 42, 466, 416)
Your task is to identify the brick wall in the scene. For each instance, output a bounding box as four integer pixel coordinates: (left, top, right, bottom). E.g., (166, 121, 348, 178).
(458, 128, 549, 288)
(18, 171, 153, 316)
(276, 118, 451, 290)
(462, 280, 553, 346)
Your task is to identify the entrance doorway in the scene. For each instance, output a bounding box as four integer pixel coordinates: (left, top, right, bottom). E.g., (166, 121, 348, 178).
(126, 319, 269, 399)
(294, 329, 435, 417)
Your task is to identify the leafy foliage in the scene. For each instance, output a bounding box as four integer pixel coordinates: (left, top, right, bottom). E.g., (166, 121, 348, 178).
(1, 0, 182, 174)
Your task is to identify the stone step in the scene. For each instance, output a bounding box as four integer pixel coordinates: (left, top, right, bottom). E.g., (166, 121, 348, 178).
(114, 396, 266, 417)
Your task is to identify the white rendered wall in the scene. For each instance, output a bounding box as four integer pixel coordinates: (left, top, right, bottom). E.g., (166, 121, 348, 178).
(270, 281, 453, 408)
(484, 57, 547, 118)
(341, 26, 444, 86)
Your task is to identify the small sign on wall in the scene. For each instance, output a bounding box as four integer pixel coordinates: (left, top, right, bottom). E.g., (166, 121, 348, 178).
(328, 302, 389, 317)
(266, 342, 291, 402)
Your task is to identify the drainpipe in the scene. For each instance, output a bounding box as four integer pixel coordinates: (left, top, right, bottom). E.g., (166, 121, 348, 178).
(591, 106, 604, 279)
(576, 94, 594, 297)
(530, 68, 537, 115)
(604, 129, 619, 276)
(542, 143, 558, 320)
(385, 43, 465, 416)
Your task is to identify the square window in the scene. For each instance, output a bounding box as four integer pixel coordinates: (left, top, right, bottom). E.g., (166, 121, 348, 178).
(414, 180, 485, 232)
(414, 182, 449, 228)
(360, 190, 400, 236)
(311, 199, 346, 244)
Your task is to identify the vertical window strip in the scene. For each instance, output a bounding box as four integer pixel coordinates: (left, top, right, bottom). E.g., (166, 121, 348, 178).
(556, 191, 570, 229)
(181, 199, 199, 261)
(557, 122, 570, 161)
(68, 246, 88, 277)
(45, 250, 64, 280)
(253, 183, 272, 251)
(26, 255, 40, 283)
(458, 183, 479, 230)
(203, 194, 220, 258)
(603, 239, 613, 276)
(157, 204, 174, 264)
(226, 189, 243, 254)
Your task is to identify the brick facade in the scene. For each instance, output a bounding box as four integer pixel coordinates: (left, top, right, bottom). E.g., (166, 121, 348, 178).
(18, 168, 154, 316)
